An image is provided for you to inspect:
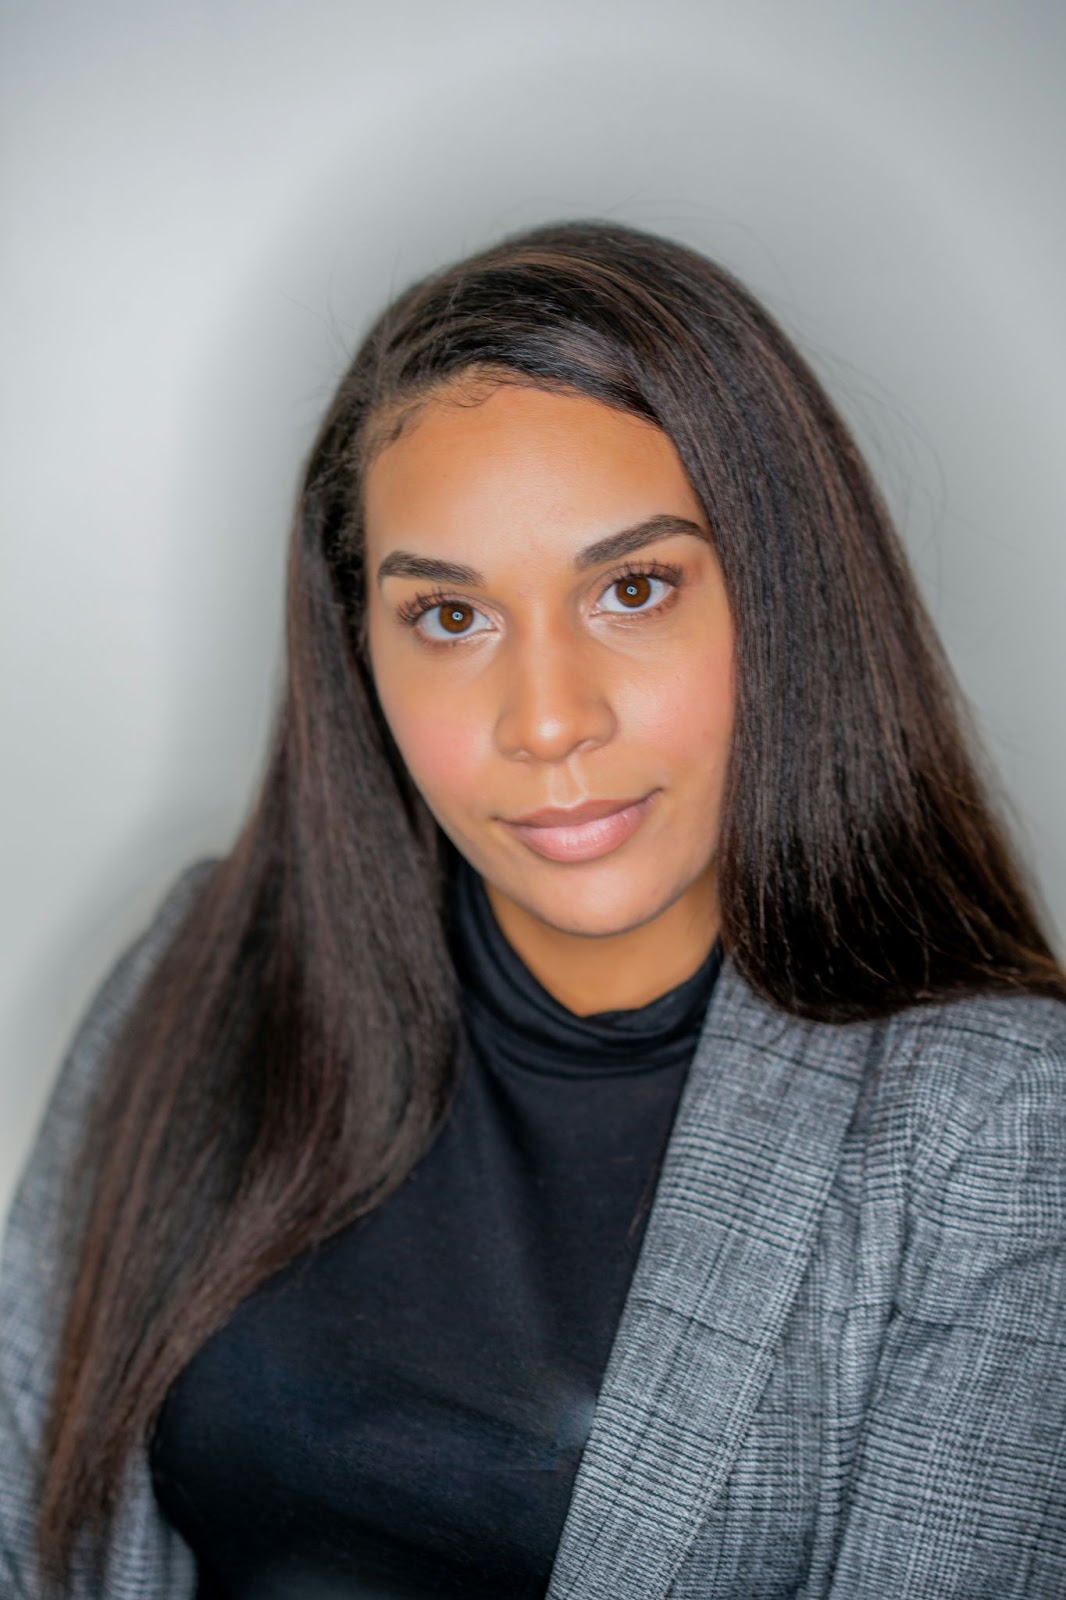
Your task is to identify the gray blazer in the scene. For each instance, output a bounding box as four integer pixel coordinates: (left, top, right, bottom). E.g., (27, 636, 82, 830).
(3, 859, 1066, 1598)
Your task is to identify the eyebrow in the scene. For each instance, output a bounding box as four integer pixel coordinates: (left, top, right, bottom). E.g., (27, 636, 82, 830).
(375, 513, 710, 588)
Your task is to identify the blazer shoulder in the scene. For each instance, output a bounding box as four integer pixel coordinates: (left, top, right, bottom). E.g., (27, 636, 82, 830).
(0, 861, 213, 1600)
(884, 985, 1066, 1085)
(6, 857, 220, 1242)
(50, 857, 218, 1117)
(872, 986, 1066, 1201)
(74, 858, 217, 1046)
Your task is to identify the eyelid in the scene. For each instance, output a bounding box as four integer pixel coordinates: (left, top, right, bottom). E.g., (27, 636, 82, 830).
(394, 557, 686, 645)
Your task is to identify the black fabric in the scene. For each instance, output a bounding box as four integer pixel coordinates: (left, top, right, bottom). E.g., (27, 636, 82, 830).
(150, 844, 721, 1599)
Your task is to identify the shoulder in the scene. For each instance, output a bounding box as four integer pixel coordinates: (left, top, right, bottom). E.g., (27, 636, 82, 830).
(883, 983, 1066, 1080)
(81, 856, 220, 1050)
(875, 987, 1066, 1173)
(723, 959, 1066, 1165)
(45, 857, 219, 1119)
(865, 992, 1066, 1298)
(5, 857, 221, 1246)
(0, 861, 212, 1600)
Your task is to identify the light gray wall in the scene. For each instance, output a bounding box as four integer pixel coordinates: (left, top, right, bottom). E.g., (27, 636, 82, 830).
(2, 0, 1064, 1223)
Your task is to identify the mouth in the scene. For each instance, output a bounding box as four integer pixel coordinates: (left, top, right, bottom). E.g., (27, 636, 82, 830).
(500, 791, 658, 863)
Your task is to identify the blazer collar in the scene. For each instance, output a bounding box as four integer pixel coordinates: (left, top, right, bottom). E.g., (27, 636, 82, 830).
(545, 955, 880, 1600)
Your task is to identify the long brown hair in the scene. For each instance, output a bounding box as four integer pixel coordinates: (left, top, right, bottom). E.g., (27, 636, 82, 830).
(37, 218, 1066, 1585)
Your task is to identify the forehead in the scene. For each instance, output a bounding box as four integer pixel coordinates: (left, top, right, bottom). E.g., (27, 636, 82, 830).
(361, 382, 706, 554)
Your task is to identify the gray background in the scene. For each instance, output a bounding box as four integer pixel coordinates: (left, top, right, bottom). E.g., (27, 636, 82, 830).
(2, 0, 1064, 1223)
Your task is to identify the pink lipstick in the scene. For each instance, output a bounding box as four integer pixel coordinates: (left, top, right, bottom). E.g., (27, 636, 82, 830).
(500, 792, 657, 863)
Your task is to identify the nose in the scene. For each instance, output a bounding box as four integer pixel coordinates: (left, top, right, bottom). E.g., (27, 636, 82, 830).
(493, 621, 617, 764)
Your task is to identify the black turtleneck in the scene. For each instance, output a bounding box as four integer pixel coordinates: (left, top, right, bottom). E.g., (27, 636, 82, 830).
(149, 846, 721, 1599)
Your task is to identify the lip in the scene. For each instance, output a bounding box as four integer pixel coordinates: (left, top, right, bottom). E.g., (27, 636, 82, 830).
(506, 795, 650, 827)
(501, 791, 658, 863)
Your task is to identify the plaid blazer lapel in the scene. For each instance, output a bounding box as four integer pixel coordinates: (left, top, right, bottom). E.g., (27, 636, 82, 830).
(545, 957, 879, 1600)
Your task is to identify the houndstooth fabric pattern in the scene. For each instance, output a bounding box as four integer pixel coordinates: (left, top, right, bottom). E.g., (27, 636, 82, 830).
(2, 859, 1065, 1598)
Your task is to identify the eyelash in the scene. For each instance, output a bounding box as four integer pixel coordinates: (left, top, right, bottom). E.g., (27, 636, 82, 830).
(394, 559, 686, 647)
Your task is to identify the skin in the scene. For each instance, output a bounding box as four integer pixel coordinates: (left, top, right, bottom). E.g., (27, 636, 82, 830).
(363, 377, 736, 1016)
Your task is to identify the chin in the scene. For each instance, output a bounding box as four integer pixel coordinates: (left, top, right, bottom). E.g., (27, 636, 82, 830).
(506, 865, 677, 939)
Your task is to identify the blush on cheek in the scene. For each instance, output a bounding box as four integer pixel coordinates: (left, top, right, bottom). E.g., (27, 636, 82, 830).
(384, 704, 483, 816)
(624, 644, 734, 761)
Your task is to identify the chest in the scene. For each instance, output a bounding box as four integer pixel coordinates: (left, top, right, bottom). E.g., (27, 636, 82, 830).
(150, 1046, 693, 1597)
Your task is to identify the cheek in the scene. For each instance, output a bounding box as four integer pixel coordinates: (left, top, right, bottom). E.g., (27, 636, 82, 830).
(372, 656, 488, 810)
(625, 634, 735, 779)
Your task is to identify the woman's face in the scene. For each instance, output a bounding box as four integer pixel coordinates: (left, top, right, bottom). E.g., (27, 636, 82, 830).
(363, 378, 735, 947)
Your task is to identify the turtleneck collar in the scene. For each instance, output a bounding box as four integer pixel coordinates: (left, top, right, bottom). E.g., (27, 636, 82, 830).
(443, 840, 722, 1078)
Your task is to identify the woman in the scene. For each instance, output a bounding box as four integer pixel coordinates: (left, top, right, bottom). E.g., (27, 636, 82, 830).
(2, 219, 1065, 1599)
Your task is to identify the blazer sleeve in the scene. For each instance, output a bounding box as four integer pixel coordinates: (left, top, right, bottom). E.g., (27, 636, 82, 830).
(0, 860, 215, 1599)
(827, 1034, 1066, 1598)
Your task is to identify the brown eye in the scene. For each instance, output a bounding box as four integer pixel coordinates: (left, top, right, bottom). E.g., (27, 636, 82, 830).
(397, 591, 494, 645)
(440, 603, 475, 635)
(615, 574, 653, 608)
(597, 564, 680, 618)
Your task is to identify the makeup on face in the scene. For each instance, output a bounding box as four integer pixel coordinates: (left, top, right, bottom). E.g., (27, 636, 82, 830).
(361, 380, 734, 1012)
(500, 792, 660, 864)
